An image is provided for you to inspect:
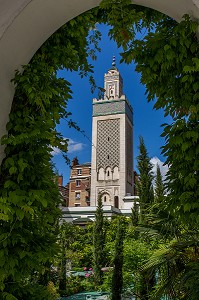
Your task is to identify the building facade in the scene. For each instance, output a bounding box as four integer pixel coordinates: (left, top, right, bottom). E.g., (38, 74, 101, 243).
(68, 157, 91, 207)
(90, 58, 134, 209)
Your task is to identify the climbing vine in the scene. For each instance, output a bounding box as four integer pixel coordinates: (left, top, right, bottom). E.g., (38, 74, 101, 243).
(0, 8, 101, 299)
(0, 0, 198, 298)
(120, 14, 199, 227)
(100, 0, 199, 227)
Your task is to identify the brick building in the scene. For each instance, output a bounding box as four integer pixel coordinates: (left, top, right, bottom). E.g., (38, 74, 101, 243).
(68, 157, 91, 207)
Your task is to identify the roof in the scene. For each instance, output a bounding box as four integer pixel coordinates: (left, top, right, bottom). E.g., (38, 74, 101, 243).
(73, 217, 93, 224)
(73, 162, 91, 168)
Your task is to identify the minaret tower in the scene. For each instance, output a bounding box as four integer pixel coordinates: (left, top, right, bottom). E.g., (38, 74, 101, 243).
(90, 57, 134, 209)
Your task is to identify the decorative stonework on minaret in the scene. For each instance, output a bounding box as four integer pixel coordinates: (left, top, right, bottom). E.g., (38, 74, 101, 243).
(97, 118, 120, 169)
(104, 56, 123, 100)
(91, 58, 134, 209)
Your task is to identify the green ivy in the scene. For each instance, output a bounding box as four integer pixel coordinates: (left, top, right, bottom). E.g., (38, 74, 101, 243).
(0, 8, 101, 298)
(120, 15, 199, 227)
(100, 1, 199, 226)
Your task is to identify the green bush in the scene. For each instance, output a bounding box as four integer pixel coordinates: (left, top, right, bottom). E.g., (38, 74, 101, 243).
(5, 282, 59, 300)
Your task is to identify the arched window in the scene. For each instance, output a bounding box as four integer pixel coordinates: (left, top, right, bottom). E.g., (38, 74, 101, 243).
(98, 167, 104, 181)
(113, 166, 119, 180)
(105, 167, 112, 181)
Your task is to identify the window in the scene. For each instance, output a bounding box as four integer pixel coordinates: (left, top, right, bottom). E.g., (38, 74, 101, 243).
(107, 171, 110, 177)
(98, 167, 104, 181)
(75, 203, 80, 207)
(104, 196, 107, 202)
(114, 196, 119, 208)
(77, 169, 82, 175)
(75, 192, 80, 199)
(76, 180, 81, 187)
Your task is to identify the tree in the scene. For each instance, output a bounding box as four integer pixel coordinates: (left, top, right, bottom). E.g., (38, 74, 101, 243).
(111, 218, 125, 300)
(143, 236, 199, 300)
(131, 203, 139, 227)
(136, 136, 154, 222)
(154, 164, 165, 203)
(93, 193, 106, 286)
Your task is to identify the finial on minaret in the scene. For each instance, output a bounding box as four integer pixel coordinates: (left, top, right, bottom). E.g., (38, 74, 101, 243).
(112, 56, 116, 67)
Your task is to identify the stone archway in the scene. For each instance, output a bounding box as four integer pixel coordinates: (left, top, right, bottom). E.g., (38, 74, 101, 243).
(0, 0, 199, 162)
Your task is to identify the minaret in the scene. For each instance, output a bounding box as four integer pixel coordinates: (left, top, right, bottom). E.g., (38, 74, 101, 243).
(90, 57, 134, 209)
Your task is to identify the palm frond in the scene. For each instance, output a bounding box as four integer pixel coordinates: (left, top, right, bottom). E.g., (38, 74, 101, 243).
(142, 238, 199, 300)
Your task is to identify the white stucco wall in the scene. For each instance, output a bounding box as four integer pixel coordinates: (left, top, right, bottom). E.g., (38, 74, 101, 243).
(0, 0, 199, 163)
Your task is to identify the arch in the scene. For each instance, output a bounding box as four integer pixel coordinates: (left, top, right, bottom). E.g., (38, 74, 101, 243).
(101, 190, 111, 205)
(98, 167, 105, 181)
(113, 166, 119, 180)
(105, 166, 112, 181)
(0, 1, 199, 163)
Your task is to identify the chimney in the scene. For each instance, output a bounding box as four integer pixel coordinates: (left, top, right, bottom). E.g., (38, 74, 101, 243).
(58, 175, 63, 186)
(72, 157, 79, 167)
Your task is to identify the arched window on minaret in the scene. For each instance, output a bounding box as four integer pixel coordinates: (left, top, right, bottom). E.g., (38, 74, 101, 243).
(98, 167, 104, 181)
(101, 191, 111, 205)
(105, 167, 112, 181)
(113, 166, 119, 180)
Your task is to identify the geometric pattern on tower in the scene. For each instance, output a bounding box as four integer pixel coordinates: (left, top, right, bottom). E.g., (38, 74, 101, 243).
(93, 100, 133, 124)
(97, 119, 120, 170)
(126, 120, 133, 182)
(93, 100, 125, 116)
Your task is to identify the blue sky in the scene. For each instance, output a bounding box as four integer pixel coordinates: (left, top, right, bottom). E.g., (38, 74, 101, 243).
(52, 24, 171, 185)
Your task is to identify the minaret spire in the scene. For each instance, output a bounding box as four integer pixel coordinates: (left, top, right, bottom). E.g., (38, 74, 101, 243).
(112, 55, 116, 68)
(103, 55, 123, 99)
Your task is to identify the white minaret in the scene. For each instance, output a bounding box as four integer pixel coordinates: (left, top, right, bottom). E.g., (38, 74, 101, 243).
(90, 58, 134, 209)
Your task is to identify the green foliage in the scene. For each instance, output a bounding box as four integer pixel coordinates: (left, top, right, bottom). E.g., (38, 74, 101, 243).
(0, 282, 59, 300)
(57, 221, 94, 271)
(119, 13, 199, 228)
(162, 117, 199, 227)
(154, 164, 165, 203)
(131, 203, 139, 226)
(143, 236, 199, 300)
(0, 7, 101, 298)
(100, 0, 163, 50)
(111, 218, 125, 300)
(93, 194, 106, 286)
(136, 136, 154, 221)
(122, 224, 156, 298)
(100, 0, 199, 230)
(55, 222, 96, 296)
